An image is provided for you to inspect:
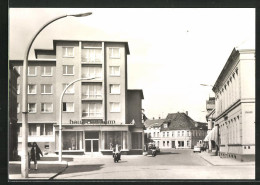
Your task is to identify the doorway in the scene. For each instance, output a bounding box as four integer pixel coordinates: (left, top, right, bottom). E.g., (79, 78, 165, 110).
(85, 131, 99, 153)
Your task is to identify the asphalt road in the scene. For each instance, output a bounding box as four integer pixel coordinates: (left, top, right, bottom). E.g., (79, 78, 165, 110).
(54, 149, 255, 179)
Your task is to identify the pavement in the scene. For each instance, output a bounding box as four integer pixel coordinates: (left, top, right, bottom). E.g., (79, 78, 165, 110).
(8, 151, 255, 180)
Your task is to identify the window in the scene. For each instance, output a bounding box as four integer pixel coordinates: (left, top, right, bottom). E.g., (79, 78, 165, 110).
(29, 124, 37, 136)
(82, 66, 102, 78)
(177, 131, 180, 137)
(164, 123, 168, 128)
(182, 131, 184, 136)
(41, 66, 53, 76)
(28, 66, 37, 76)
(40, 124, 53, 135)
(110, 84, 120, 94)
(63, 65, 74, 75)
(63, 83, 75, 94)
(82, 84, 102, 99)
(41, 84, 52, 94)
(28, 103, 36, 113)
(41, 103, 53, 113)
(110, 102, 120, 112)
(109, 66, 120, 76)
(62, 47, 74, 57)
(63, 102, 74, 112)
(17, 103, 20, 113)
(28, 84, 37, 94)
(17, 84, 20, 94)
(82, 103, 102, 117)
(109, 48, 120, 58)
(82, 48, 102, 63)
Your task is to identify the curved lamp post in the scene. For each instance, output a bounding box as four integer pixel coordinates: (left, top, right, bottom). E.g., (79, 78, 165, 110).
(59, 77, 96, 162)
(21, 12, 92, 178)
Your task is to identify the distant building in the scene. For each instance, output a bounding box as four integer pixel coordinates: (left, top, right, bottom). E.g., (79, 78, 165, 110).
(145, 112, 208, 149)
(213, 48, 255, 161)
(10, 39, 144, 155)
(9, 64, 20, 160)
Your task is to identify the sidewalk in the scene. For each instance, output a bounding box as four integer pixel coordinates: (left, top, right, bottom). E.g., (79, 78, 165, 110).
(198, 151, 255, 166)
(9, 156, 68, 180)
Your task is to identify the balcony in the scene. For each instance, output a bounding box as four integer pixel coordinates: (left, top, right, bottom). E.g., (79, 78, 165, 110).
(82, 94, 102, 101)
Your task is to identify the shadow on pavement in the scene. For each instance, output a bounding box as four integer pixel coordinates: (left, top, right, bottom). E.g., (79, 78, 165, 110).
(9, 164, 66, 175)
(61, 164, 103, 175)
(41, 157, 73, 162)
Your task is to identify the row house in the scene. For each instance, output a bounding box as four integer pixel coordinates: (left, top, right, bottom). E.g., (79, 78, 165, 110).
(212, 48, 255, 161)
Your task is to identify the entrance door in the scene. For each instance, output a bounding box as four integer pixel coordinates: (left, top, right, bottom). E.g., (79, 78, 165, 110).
(85, 131, 99, 153)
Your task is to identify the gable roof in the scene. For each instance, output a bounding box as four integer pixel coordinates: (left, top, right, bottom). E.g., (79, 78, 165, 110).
(161, 112, 207, 131)
(144, 119, 165, 128)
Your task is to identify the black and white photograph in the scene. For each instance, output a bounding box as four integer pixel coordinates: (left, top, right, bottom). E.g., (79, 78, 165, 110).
(8, 8, 255, 180)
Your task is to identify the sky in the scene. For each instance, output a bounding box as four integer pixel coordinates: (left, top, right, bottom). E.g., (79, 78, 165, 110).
(9, 8, 255, 122)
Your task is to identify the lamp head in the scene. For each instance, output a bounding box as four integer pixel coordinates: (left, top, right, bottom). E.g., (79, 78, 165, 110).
(68, 12, 92, 17)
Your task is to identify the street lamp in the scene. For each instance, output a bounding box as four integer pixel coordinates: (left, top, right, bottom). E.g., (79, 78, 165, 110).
(58, 77, 96, 162)
(21, 12, 92, 178)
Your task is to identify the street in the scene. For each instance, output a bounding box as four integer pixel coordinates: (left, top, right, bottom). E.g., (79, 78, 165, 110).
(53, 149, 255, 179)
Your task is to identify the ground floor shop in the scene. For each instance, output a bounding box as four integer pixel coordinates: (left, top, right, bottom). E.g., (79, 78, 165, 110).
(18, 124, 144, 155)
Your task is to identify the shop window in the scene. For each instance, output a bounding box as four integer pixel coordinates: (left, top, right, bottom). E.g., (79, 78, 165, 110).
(62, 131, 82, 150)
(104, 131, 127, 150)
(110, 66, 120, 76)
(62, 47, 74, 57)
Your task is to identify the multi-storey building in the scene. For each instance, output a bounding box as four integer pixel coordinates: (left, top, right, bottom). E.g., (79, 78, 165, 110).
(10, 40, 144, 155)
(145, 112, 207, 149)
(9, 64, 20, 160)
(212, 48, 255, 161)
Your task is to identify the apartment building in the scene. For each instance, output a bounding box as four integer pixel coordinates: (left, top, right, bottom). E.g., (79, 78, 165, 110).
(10, 40, 144, 155)
(212, 48, 255, 161)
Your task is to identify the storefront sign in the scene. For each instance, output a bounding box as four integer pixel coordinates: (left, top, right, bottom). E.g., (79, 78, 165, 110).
(70, 119, 117, 125)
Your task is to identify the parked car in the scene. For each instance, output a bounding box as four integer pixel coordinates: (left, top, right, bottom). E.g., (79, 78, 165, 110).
(193, 146, 201, 153)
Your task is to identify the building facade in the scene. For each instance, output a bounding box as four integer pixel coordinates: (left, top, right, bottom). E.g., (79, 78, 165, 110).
(212, 48, 255, 161)
(11, 40, 144, 155)
(9, 64, 20, 160)
(145, 112, 208, 149)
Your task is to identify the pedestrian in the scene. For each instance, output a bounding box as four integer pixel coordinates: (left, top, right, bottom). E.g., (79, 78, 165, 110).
(30, 142, 43, 170)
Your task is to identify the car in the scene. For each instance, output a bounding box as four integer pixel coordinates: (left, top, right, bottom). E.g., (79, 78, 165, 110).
(193, 146, 201, 153)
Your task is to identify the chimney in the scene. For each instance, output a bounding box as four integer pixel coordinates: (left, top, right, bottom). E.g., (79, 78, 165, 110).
(186, 111, 188, 115)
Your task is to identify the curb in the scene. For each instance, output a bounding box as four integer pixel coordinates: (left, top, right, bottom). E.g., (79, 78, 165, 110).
(49, 162, 68, 180)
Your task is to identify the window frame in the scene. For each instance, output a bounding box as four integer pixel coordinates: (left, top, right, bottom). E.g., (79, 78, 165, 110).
(110, 102, 120, 113)
(62, 47, 75, 58)
(109, 84, 120, 94)
(28, 103, 37, 113)
(41, 103, 53, 113)
(28, 84, 37, 94)
(41, 84, 53, 94)
(62, 65, 74, 76)
(41, 66, 53, 76)
(109, 66, 120, 76)
(28, 66, 37, 76)
(63, 102, 74, 112)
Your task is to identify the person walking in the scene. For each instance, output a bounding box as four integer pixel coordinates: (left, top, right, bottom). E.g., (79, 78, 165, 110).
(30, 142, 43, 170)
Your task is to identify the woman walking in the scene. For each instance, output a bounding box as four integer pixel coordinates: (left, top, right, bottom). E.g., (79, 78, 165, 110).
(30, 142, 43, 170)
